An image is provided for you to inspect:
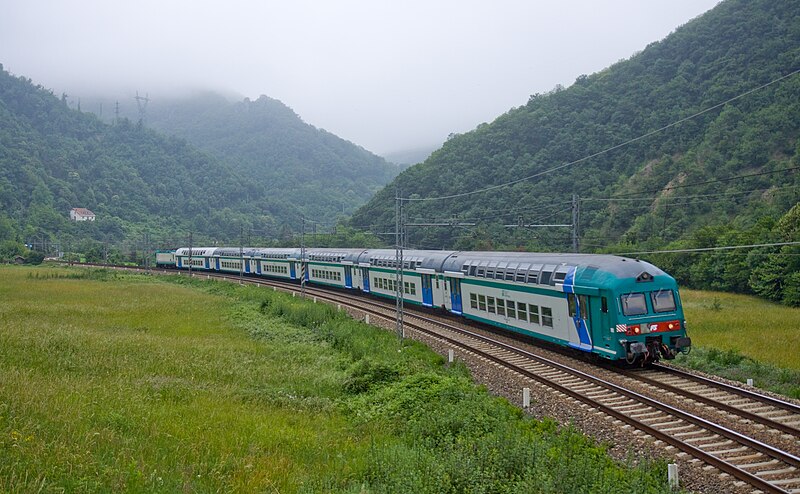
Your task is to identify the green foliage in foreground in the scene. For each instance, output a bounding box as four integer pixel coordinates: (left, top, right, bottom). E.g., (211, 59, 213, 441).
(0, 266, 680, 493)
(675, 347, 800, 400)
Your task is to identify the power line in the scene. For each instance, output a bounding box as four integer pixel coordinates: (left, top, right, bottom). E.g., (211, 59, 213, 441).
(405, 201, 574, 226)
(614, 241, 800, 256)
(583, 184, 800, 203)
(396, 183, 796, 238)
(573, 187, 800, 228)
(603, 166, 800, 198)
(404, 68, 800, 202)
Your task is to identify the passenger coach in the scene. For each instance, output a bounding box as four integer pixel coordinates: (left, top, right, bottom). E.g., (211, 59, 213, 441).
(164, 246, 691, 364)
(440, 252, 690, 363)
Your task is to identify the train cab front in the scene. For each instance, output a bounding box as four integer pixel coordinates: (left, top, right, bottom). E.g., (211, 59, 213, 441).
(615, 277, 691, 365)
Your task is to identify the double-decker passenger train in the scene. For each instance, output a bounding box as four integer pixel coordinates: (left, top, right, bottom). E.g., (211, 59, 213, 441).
(156, 247, 691, 364)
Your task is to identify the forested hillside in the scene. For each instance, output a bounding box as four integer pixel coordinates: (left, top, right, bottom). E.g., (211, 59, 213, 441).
(143, 92, 400, 223)
(351, 0, 800, 304)
(0, 65, 302, 258)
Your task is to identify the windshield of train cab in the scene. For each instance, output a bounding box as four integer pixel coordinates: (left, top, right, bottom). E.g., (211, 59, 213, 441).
(651, 289, 677, 313)
(620, 289, 677, 316)
(620, 293, 647, 316)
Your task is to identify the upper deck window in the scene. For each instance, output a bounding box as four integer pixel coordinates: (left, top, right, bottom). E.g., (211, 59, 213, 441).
(651, 289, 677, 313)
(621, 293, 648, 316)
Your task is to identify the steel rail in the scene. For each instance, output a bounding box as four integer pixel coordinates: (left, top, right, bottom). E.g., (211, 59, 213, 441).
(618, 367, 800, 437)
(653, 362, 800, 414)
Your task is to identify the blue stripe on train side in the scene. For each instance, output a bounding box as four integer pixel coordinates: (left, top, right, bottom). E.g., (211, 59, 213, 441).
(563, 267, 592, 351)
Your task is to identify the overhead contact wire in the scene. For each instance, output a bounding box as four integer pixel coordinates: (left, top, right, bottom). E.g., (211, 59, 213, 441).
(405, 68, 800, 202)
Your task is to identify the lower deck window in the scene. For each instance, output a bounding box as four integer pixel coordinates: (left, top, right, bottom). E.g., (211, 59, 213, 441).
(264, 264, 288, 274)
(529, 304, 540, 324)
(517, 304, 527, 321)
(468, 292, 552, 329)
(221, 260, 241, 269)
(542, 307, 553, 327)
(374, 276, 415, 294)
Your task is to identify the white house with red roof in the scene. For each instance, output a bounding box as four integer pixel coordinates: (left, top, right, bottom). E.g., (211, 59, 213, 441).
(69, 208, 96, 221)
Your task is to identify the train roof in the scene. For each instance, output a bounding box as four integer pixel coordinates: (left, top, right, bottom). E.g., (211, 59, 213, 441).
(442, 251, 667, 279)
(254, 247, 302, 259)
(305, 248, 367, 264)
(174, 245, 673, 289)
(444, 251, 675, 292)
(357, 249, 457, 271)
(213, 247, 261, 257)
(350, 248, 672, 289)
(175, 247, 218, 256)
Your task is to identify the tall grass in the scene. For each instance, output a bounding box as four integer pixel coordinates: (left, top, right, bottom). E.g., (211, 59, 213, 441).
(0, 266, 682, 493)
(681, 289, 800, 369)
(676, 289, 800, 398)
(0, 266, 356, 492)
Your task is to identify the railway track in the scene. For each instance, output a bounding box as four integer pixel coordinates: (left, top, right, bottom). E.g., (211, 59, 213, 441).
(74, 264, 800, 492)
(621, 365, 800, 440)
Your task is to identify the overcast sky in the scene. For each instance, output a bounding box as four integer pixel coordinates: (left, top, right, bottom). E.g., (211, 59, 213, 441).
(1, 0, 719, 155)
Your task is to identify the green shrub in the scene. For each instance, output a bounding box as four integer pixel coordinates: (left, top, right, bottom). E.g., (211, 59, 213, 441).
(343, 359, 401, 394)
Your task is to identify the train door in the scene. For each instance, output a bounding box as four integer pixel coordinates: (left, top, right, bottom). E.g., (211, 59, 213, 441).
(449, 278, 463, 314)
(344, 266, 353, 288)
(598, 295, 611, 347)
(289, 262, 296, 280)
(244, 259, 251, 274)
(255, 260, 262, 275)
(304, 263, 309, 282)
(567, 293, 593, 351)
(362, 268, 370, 292)
(215, 258, 220, 271)
(421, 274, 433, 306)
(177, 256, 183, 268)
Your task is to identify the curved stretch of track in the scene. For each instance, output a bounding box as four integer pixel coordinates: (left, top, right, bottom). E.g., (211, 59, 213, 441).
(95, 265, 800, 493)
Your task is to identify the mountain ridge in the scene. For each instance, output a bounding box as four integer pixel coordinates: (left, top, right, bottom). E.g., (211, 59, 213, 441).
(349, 0, 800, 303)
(141, 91, 401, 223)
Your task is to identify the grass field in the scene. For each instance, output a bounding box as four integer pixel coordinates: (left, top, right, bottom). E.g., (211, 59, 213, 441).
(0, 265, 683, 492)
(675, 289, 800, 397)
(680, 289, 800, 369)
(0, 267, 358, 491)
